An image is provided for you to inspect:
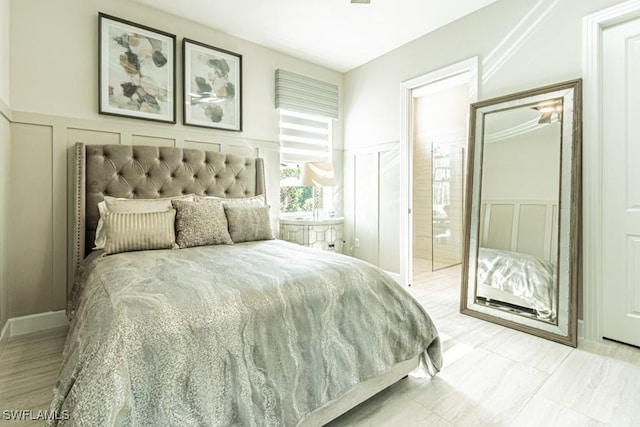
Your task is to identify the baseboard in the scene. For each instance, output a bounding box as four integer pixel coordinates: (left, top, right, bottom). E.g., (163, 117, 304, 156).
(4, 310, 69, 338)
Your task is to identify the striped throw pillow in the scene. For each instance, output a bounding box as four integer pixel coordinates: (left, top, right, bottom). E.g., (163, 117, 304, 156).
(103, 210, 178, 255)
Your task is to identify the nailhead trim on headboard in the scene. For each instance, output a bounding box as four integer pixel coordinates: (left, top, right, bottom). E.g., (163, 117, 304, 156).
(70, 142, 266, 301)
(72, 143, 86, 299)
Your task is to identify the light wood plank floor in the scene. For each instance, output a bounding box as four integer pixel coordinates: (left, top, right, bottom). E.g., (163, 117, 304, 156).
(0, 326, 68, 426)
(1, 264, 640, 426)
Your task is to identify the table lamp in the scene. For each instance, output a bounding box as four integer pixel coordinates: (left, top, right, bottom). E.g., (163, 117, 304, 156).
(300, 162, 336, 219)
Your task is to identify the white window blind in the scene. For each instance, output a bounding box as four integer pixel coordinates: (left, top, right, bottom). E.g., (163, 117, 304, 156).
(279, 110, 332, 163)
(275, 69, 339, 119)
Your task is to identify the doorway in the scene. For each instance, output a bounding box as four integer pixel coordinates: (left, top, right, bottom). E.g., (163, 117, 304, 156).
(412, 84, 467, 276)
(400, 57, 478, 286)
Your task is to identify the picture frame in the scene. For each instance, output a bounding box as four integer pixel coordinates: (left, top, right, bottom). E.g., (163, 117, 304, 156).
(183, 38, 242, 132)
(99, 13, 176, 123)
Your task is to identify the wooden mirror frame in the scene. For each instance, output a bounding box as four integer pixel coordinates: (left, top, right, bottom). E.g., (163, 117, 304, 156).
(460, 79, 581, 347)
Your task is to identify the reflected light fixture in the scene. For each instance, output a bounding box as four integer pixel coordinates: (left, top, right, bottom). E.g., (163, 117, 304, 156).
(534, 99, 563, 124)
(351, 0, 371, 3)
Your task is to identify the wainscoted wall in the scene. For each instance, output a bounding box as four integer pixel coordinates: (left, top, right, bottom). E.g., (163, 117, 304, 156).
(343, 142, 400, 275)
(7, 111, 282, 318)
(0, 0, 10, 334)
(6, 0, 344, 321)
(0, 106, 10, 333)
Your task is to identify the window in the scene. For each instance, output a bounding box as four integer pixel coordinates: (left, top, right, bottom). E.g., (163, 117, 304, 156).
(279, 110, 333, 215)
(275, 69, 338, 216)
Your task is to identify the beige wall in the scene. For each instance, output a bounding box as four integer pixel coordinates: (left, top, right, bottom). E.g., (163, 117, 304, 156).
(343, 0, 624, 274)
(0, 0, 8, 104)
(10, 0, 343, 148)
(7, 0, 343, 319)
(0, 116, 9, 332)
(1, 0, 10, 332)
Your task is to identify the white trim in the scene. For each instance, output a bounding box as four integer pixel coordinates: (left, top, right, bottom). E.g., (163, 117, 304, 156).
(2, 310, 69, 338)
(400, 57, 479, 286)
(582, 0, 640, 341)
(10, 109, 280, 150)
(0, 97, 10, 122)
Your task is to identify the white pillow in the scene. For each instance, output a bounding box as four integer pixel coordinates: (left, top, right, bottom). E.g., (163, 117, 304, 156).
(93, 194, 195, 249)
(94, 201, 108, 249)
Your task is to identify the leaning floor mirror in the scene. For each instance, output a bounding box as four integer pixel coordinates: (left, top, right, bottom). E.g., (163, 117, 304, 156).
(461, 79, 581, 347)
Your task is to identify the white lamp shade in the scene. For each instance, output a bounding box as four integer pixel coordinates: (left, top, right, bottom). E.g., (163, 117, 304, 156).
(300, 162, 336, 186)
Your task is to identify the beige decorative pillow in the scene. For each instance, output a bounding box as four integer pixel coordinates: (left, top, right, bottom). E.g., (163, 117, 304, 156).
(94, 194, 195, 249)
(197, 194, 266, 207)
(172, 199, 233, 248)
(103, 210, 178, 255)
(224, 205, 274, 243)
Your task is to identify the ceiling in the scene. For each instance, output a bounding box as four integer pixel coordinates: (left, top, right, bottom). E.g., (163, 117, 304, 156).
(134, 0, 499, 72)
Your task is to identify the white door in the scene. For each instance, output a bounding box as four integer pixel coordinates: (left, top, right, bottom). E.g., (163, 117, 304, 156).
(602, 17, 640, 347)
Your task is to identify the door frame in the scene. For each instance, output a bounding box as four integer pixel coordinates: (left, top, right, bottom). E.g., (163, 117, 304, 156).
(583, 0, 640, 341)
(399, 57, 479, 286)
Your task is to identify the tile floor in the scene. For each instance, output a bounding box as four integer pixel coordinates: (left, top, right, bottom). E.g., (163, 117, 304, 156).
(328, 262, 640, 426)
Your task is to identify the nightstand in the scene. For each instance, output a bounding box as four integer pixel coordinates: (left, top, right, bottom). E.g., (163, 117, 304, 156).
(279, 217, 344, 253)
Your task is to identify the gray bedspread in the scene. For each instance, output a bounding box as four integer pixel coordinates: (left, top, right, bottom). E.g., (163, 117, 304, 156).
(49, 240, 441, 426)
(477, 247, 556, 320)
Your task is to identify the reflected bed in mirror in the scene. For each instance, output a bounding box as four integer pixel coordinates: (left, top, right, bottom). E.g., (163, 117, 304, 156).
(461, 79, 581, 347)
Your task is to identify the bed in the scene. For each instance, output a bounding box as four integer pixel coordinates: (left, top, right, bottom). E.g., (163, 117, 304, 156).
(48, 143, 442, 426)
(476, 247, 557, 321)
(475, 200, 558, 321)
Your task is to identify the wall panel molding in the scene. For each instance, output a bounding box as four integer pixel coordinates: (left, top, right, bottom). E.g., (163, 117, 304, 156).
(11, 111, 280, 151)
(0, 97, 10, 122)
(344, 142, 401, 273)
(7, 110, 282, 319)
(0, 104, 10, 337)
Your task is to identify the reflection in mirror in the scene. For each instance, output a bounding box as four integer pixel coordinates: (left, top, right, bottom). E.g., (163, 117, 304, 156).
(477, 105, 561, 322)
(432, 142, 464, 271)
(461, 80, 581, 347)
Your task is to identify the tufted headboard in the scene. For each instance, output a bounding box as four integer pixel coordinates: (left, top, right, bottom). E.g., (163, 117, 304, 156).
(72, 142, 266, 292)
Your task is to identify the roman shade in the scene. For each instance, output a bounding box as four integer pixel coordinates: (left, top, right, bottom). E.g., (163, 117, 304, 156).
(275, 69, 339, 119)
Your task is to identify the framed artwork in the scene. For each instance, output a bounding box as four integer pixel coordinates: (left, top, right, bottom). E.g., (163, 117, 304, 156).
(99, 13, 176, 123)
(183, 38, 242, 131)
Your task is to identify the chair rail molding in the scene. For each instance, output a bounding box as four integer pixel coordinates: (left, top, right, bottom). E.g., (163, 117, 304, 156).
(0, 97, 11, 122)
